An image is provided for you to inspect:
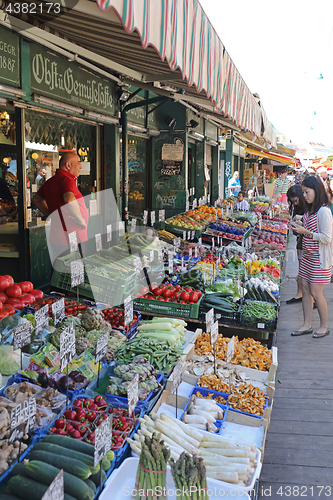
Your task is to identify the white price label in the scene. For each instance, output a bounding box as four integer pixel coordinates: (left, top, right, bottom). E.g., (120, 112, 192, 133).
(172, 357, 184, 393)
(214, 201, 217, 208)
(198, 237, 202, 247)
(42, 470, 64, 500)
(210, 321, 219, 344)
(168, 253, 173, 274)
(227, 336, 235, 363)
(95, 233, 103, 252)
(127, 373, 139, 416)
(130, 218, 137, 233)
(187, 230, 191, 240)
(159, 210, 165, 222)
(37, 217, 41, 226)
(68, 231, 78, 253)
(124, 296, 133, 326)
(143, 210, 148, 225)
(106, 224, 112, 242)
(52, 298, 65, 327)
(71, 259, 85, 287)
(257, 323, 265, 329)
(157, 247, 163, 262)
(13, 322, 32, 351)
(193, 198, 197, 209)
(189, 248, 193, 259)
(181, 257, 185, 271)
(150, 211, 155, 225)
(35, 304, 49, 335)
(60, 322, 76, 371)
(134, 257, 142, 273)
(95, 331, 109, 364)
(150, 249, 154, 262)
(205, 308, 214, 334)
(183, 231, 186, 240)
(194, 246, 199, 258)
(207, 194, 210, 205)
(89, 199, 98, 216)
(10, 396, 36, 444)
(191, 230, 195, 240)
(212, 237, 215, 249)
(186, 201, 190, 212)
(118, 221, 125, 237)
(94, 416, 112, 468)
(173, 238, 181, 249)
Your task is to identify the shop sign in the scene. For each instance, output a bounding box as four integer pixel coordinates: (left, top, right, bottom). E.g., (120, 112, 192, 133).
(0, 26, 20, 87)
(30, 44, 115, 115)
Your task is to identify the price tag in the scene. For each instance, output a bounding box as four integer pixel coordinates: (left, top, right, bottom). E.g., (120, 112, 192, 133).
(143, 210, 148, 225)
(157, 247, 164, 262)
(9, 396, 36, 444)
(95, 233, 103, 252)
(68, 231, 78, 253)
(168, 253, 174, 274)
(193, 198, 197, 209)
(159, 210, 165, 222)
(60, 321, 76, 371)
(183, 231, 186, 240)
(209, 266, 213, 282)
(118, 221, 125, 237)
(269, 209, 273, 219)
(257, 323, 265, 329)
(124, 296, 133, 326)
(210, 321, 219, 344)
(181, 257, 185, 271)
(71, 259, 84, 287)
(198, 237, 202, 247)
(13, 322, 31, 351)
(212, 237, 215, 249)
(205, 308, 214, 334)
(35, 304, 49, 335)
(89, 199, 98, 216)
(191, 230, 195, 240)
(94, 415, 112, 468)
(203, 270, 206, 284)
(130, 218, 137, 233)
(95, 331, 109, 364)
(51, 298, 65, 327)
(37, 217, 42, 226)
(187, 230, 191, 241)
(207, 194, 210, 205)
(150, 211, 155, 226)
(227, 336, 235, 363)
(214, 201, 217, 208)
(149, 249, 154, 262)
(172, 357, 184, 393)
(134, 257, 141, 273)
(189, 248, 193, 259)
(186, 200, 190, 212)
(259, 214, 262, 231)
(42, 470, 64, 500)
(194, 246, 199, 258)
(106, 224, 112, 242)
(127, 373, 139, 416)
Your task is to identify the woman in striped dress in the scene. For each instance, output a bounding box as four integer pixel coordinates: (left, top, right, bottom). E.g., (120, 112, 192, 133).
(291, 176, 333, 338)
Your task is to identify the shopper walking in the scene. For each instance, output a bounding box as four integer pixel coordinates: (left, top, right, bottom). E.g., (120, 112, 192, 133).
(228, 171, 241, 197)
(290, 176, 333, 338)
(272, 170, 291, 203)
(286, 184, 306, 304)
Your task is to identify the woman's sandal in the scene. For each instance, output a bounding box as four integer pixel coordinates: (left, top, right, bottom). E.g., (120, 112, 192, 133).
(312, 329, 330, 338)
(291, 328, 313, 336)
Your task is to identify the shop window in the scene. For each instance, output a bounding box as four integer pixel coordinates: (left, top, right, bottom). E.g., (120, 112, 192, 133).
(0, 107, 17, 224)
(25, 110, 96, 227)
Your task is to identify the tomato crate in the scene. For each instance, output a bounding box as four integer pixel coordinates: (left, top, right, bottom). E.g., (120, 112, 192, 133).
(133, 294, 203, 319)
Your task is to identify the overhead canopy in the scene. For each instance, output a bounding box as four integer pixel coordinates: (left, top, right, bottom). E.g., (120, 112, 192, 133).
(245, 147, 297, 166)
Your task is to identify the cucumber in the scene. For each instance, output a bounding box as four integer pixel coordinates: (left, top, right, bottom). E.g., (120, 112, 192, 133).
(83, 479, 96, 493)
(11, 463, 28, 478)
(0, 494, 23, 500)
(26, 461, 92, 500)
(43, 434, 112, 467)
(29, 450, 91, 480)
(34, 443, 99, 475)
(90, 468, 106, 487)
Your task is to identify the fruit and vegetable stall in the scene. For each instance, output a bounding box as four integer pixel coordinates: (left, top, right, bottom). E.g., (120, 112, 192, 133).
(0, 199, 286, 499)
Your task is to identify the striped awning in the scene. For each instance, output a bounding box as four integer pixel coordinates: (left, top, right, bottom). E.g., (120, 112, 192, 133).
(246, 147, 297, 166)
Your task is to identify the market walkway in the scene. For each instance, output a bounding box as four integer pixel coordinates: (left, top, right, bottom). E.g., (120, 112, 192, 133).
(258, 234, 333, 500)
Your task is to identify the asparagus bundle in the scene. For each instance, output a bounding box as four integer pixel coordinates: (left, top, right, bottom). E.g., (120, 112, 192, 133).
(170, 452, 209, 500)
(134, 433, 170, 500)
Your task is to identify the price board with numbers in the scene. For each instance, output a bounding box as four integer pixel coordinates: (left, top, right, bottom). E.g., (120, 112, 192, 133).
(60, 322, 76, 371)
(150, 211, 155, 226)
(106, 224, 112, 242)
(134, 257, 142, 273)
(10, 396, 36, 444)
(95, 233, 103, 252)
(149, 249, 154, 262)
(205, 308, 214, 335)
(13, 322, 31, 351)
(131, 218, 137, 232)
(68, 231, 78, 253)
(159, 210, 165, 222)
(41, 470, 64, 500)
(227, 336, 235, 363)
(124, 296, 133, 326)
(189, 248, 193, 259)
(194, 246, 199, 258)
(193, 198, 197, 209)
(51, 298, 65, 327)
(168, 252, 174, 274)
(210, 321, 219, 344)
(118, 221, 125, 236)
(182, 231, 186, 240)
(35, 304, 49, 335)
(94, 416, 112, 468)
(143, 210, 148, 225)
(172, 357, 184, 393)
(127, 373, 139, 416)
(187, 230, 191, 240)
(95, 331, 109, 364)
(191, 230, 195, 240)
(71, 259, 84, 288)
(157, 247, 164, 262)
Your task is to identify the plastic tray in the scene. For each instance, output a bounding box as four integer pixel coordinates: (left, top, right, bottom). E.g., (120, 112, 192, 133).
(105, 370, 164, 409)
(183, 387, 228, 433)
(133, 294, 203, 319)
(240, 299, 278, 331)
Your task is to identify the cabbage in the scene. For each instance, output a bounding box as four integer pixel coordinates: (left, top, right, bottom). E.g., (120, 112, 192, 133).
(0, 345, 21, 375)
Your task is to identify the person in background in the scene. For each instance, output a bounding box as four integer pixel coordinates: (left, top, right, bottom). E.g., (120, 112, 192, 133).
(306, 166, 317, 175)
(228, 171, 241, 197)
(272, 170, 291, 203)
(290, 175, 333, 338)
(286, 184, 306, 304)
(234, 191, 249, 211)
(35, 168, 46, 190)
(317, 166, 328, 184)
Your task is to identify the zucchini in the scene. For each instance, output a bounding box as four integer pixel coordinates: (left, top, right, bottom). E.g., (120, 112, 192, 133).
(83, 479, 96, 493)
(29, 450, 91, 480)
(11, 463, 28, 478)
(90, 468, 106, 487)
(26, 461, 92, 500)
(34, 442, 99, 475)
(0, 494, 23, 500)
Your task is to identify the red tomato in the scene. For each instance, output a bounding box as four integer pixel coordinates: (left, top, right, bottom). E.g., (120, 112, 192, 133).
(189, 291, 199, 303)
(30, 289, 44, 300)
(2, 304, 15, 316)
(133, 293, 141, 298)
(0, 312, 8, 321)
(174, 284, 181, 291)
(0, 276, 11, 293)
(6, 284, 22, 298)
(196, 290, 202, 298)
(0, 302, 2, 312)
(184, 286, 193, 293)
(153, 287, 163, 296)
(3, 275, 14, 286)
(5, 298, 24, 310)
(173, 291, 181, 301)
(20, 293, 35, 305)
(180, 291, 190, 302)
(140, 286, 148, 295)
(18, 281, 33, 293)
(0, 293, 7, 304)
(149, 285, 158, 293)
(162, 288, 172, 298)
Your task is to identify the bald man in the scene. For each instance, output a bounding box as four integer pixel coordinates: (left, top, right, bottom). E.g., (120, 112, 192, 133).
(32, 152, 89, 263)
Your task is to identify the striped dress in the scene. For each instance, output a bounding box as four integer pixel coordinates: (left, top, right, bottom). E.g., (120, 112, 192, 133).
(298, 212, 331, 283)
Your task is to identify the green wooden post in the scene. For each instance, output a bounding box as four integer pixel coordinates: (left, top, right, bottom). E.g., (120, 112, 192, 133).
(211, 145, 219, 204)
(195, 140, 204, 199)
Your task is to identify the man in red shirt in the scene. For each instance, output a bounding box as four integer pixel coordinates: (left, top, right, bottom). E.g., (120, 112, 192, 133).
(32, 151, 89, 264)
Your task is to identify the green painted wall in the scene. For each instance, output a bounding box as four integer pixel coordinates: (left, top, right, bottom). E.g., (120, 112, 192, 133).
(211, 145, 219, 203)
(195, 140, 204, 199)
(29, 226, 52, 290)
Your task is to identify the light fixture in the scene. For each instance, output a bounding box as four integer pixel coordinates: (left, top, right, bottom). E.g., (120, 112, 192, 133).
(33, 94, 83, 114)
(116, 88, 131, 102)
(0, 111, 14, 138)
(83, 110, 119, 124)
(31, 152, 39, 160)
(165, 115, 176, 129)
(2, 157, 9, 164)
(0, 84, 26, 98)
(188, 119, 199, 128)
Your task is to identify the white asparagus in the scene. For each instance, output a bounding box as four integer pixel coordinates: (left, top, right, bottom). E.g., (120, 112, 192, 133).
(207, 423, 219, 433)
(149, 412, 158, 421)
(146, 423, 184, 454)
(200, 440, 251, 452)
(143, 415, 155, 426)
(160, 414, 204, 443)
(158, 418, 201, 449)
(182, 414, 208, 425)
(198, 452, 251, 465)
(192, 396, 217, 408)
(188, 408, 216, 424)
(204, 464, 250, 474)
(155, 420, 199, 455)
(187, 423, 208, 430)
(191, 406, 222, 418)
(200, 446, 250, 458)
(127, 439, 142, 456)
(199, 431, 256, 451)
(206, 470, 239, 484)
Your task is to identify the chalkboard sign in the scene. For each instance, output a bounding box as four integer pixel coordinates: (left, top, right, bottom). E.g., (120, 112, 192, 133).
(42, 470, 64, 500)
(9, 396, 36, 444)
(35, 305, 49, 335)
(127, 373, 139, 416)
(71, 259, 85, 288)
(60, 322, 76, 371)
(95, 331, 109, 364)
(52, 298, 65, 327)
(94, 416, 112, 468)
(68, 231, 78, 253)
(13, 322, 32, 351)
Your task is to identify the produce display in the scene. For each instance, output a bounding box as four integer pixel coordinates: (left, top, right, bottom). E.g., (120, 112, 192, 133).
(165, 210, 215, 230)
